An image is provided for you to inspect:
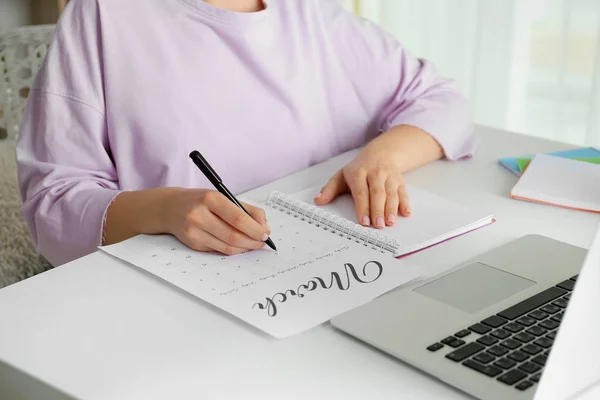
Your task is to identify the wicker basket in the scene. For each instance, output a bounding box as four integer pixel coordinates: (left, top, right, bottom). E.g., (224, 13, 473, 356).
(0, 25, 56, 141)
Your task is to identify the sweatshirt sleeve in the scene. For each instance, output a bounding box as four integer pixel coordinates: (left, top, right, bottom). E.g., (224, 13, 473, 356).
(16, 0, 121, 266)
(323, 1, 476, 160)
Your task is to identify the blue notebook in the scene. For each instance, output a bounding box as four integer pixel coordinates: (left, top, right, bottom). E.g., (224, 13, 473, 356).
(499, 147, 600, 176)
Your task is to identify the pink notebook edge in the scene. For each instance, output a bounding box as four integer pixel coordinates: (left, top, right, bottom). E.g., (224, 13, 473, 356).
(396, 218, 496, 259)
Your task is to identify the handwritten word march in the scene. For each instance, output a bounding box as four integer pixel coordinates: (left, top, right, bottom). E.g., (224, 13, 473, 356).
(253, 260, 384, 317)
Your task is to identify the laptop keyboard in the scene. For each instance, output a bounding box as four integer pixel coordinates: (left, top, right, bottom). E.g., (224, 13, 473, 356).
(427, 275, 578, 392)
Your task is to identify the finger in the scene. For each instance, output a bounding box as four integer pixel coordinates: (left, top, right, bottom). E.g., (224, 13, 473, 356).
(398, 183, 412, 217)
(346, 169, 370, 226)
(367, 171, 387, 229)
(243, 202, 271, 234)
(206, 193, 269, 242)
(384, 180, 400, 226)
(180, 227, 249, 256)
(201, 211, 266, 251)
(314, 170, 348, 205)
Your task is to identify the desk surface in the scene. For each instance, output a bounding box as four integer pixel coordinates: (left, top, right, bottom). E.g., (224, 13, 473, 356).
(0, 126, 598, 400)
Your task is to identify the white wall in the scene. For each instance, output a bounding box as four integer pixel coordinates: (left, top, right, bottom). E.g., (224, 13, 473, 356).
(357, 0, 600, 146)
(0, 0, 31, 31)
(339, 0, 354, 12)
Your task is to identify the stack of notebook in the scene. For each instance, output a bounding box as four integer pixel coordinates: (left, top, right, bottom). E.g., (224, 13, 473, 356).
(501, 149, 600, 213)
(499, 147, 600, 176)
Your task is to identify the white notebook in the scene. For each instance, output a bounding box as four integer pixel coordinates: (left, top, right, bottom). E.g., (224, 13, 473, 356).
(286, 185, 495, 257)
(510, 154, 600, 213)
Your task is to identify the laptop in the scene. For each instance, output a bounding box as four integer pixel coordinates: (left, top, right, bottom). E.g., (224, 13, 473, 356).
(331, 227, 600, 400)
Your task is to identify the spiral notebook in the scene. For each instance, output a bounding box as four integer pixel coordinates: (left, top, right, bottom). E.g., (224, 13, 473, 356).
(100, 185, 492, 338)
(282, 185, 495, 257)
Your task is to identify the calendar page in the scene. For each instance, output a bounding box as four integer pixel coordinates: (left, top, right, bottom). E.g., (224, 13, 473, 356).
(100, 200, 421, 338)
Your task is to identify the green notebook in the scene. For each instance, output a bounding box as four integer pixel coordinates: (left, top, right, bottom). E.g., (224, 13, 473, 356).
(517, 157, 600, 173)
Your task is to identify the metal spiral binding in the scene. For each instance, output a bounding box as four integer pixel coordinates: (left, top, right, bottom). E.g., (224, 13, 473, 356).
(266, 191, 398, 254)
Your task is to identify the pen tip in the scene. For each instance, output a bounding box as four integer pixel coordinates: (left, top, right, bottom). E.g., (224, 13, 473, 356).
(266, 238, 277, 251)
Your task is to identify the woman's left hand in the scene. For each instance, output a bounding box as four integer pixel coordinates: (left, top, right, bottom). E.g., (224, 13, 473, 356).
(314, 133, 412, 229)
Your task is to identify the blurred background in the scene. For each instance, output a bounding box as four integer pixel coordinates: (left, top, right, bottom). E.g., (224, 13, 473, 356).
(341, 0, 600, 147)
(0, 0, 66, 27)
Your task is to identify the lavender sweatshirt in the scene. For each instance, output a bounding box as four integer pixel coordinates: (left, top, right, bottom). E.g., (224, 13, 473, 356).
(16, 0, 475, 266)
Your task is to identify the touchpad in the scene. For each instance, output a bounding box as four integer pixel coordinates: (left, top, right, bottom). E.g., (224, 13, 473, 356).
(414, 263, 536, 314)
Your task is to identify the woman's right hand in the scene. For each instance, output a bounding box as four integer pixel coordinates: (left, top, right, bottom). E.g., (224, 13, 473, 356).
(163, 188, 271, 255)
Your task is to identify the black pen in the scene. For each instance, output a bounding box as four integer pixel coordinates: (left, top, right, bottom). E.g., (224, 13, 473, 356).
(189, 150, 277, 251)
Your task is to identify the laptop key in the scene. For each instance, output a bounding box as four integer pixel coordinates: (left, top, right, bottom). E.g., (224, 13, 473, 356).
(534, 338, 554, 348)
(427, 343, 444, 352)
(476, 336, 499, 346)
(514, 332, 535, 343)
(442, 336, 457, 345)
(473, 352, 496, 364)
(570, 275, 578, 282)
(531, 373, 543, 383)
(539, 320, 560, 330)
(491, 329, 511, 340)
(522, 344, 543, 355)
(498, 369, 528, 385)
(547, 331, 558, 340)
(504, 323, 525, 333)
(463, 360, 503, 377)
(563, 293, 571, 300)
(469, 323, 492, 335)
(494, 358, 517, 370)
(519, 362, 541, 374)
(497, 287, 566, 320)
(557, 279, 575, 291)
(516, 380, 535, 391)
(532, 354, 548, 366)
(526, 326, 548, 336)
(445, 342, 485, 362)
(540, 304, 561, 314)
(551, 312, 564, 323)
(454, 330, 471, 338)
(501, 339, 522, 350)
(482, 315, 508, 328)
(508, 351, 529, 362)
(516, 316, 536, 327)
(528, 310, 549, 320)
(552, 298, 568, 308)
(488, 345, 509, 357)
(448, 339, 466, 348)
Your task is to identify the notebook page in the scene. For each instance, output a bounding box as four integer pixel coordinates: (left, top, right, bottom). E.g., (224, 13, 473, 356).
(290, 185, 494, 256)
(511, 154, 600, 212)
(100, 200, 421, 339)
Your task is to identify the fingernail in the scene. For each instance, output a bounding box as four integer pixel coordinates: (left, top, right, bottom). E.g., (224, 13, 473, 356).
(261, 233, 269, 241)
(315, 192, 322, 199)
(361, 216, 370, 226)
(376, 217, 385, 228)
(387, 214, 396, 225)
(406, 207, 412, 215)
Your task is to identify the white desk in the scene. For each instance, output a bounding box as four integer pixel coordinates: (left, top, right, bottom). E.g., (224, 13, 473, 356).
(0, 126, 598, 400)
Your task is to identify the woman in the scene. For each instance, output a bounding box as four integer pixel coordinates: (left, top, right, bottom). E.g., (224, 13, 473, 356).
(17, 0, 475, 266)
